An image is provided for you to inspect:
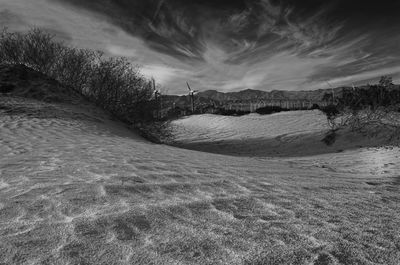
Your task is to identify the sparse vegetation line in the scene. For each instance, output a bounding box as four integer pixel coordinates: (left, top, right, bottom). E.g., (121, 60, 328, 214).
(0, 28, 158, 124)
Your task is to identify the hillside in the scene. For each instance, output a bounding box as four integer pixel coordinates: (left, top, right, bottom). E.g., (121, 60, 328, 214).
(0, 64, 83, 103)
(1, 67, 400, 265)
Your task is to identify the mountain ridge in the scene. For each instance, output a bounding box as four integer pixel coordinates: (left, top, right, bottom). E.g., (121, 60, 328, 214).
(196, 87, 345, 102)
(163, 87, 346, 106)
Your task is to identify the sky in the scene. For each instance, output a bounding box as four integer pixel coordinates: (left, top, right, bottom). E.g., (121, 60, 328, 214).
(1, 0, 400, 94)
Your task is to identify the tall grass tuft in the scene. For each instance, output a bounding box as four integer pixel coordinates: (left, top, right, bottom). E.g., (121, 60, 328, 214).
(0, 27, 157, 123)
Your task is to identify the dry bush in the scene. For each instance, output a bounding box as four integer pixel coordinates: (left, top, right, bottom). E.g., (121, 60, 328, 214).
(0, 28, 157, 123)
(322, 83, 400, 132)
(321, 105, 348, 131)
(51, 48, 98, 94)
(0, 28, 25, 65)
(321, 84, 400, 145)
(0, 28, 64, 73)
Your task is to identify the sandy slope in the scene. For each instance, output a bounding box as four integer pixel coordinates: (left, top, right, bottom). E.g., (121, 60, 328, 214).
(168, 112, 397, 157)
(170, 111, 328, 142)
(1, 97, 400, 265)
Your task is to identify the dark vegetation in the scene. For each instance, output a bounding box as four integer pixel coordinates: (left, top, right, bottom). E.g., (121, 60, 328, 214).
(0, 28, 157, 124)
(320, 76, 400, 145)
(186, 104, 315, 117)
(215, 108, 250, 116)
(339, 77, 400, 111)
(0, 64, 83, 103)
(216, 104, 318, 117)
(255, 106, 289, 115)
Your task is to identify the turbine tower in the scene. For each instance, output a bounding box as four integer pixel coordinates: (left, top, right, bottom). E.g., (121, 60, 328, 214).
(151, 78, 161, 119)
(186, 82, 198, 113)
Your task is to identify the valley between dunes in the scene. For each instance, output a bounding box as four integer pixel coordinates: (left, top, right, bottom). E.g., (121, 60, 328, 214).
(1, 96, 400, 265)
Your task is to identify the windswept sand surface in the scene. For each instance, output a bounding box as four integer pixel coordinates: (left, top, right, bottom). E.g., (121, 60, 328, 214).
(168, 112, 398, 157)
(170, 111, 328, 142)
(1, 97, 400, 264)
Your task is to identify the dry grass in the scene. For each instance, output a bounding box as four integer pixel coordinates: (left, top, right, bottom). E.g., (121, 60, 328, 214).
(0, 97, 400, 264)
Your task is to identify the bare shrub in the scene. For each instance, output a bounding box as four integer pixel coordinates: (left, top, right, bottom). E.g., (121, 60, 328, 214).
(0, 28, 64, 73)
(0, 29, 24, 64)
(51, 48, 98, 94)
(0, 28, 157, 123)
(321, 80, 400, 145)
(320, 105, 348, 131)
(338, 83, 400, 134)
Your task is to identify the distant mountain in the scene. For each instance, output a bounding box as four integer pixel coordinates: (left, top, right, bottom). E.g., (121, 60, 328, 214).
(163, 84, 399, 109)
(161, 87, 346, 110)
(196, 88, 345, 102)
(163, 87, 346, 106)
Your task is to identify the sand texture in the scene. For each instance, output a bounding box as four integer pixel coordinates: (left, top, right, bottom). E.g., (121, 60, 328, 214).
(168, 112, 397, 157)
(1, 96, 400, 264)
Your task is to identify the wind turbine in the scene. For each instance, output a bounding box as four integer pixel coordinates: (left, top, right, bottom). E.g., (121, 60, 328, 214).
(151, 78, 161, 119)
(152, 78, 160, 99)
(186, 82, 198, 113)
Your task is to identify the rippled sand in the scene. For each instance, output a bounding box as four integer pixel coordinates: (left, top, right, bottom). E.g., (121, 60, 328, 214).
(171, 111, 328, 141)
(1, 97, 400, 264)
(168, 112, 396, 157)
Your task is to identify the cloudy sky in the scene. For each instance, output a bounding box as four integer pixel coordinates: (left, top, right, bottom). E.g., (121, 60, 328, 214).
(1, 0, 400, 94)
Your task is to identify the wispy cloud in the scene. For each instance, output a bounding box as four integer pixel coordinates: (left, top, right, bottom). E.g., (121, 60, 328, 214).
(2, 0, 400, 93)
(327, 65, 400, 86)
(107, 45, 137, 58)
(141, 65, 188, 85)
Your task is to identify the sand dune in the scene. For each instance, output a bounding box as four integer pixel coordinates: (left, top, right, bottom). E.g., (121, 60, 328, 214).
(168, 112, 397, 157)
(1, 97, 400, 264)
(170, 111, 328, 141)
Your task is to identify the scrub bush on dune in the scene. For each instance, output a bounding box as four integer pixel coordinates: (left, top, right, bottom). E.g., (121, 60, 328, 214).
(0, 27, 157, 123)
(0, 28, 63, 74)
(320, 80, 400, 145)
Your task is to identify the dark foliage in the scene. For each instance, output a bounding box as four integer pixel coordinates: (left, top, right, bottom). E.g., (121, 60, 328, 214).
(310, 103, 321, 110)
(0, 28, 157, 123)
(255, 106, 289, 115)
(338, 85, 400, 111)
(321, 104, 340, 119)
(216, 108, 251, 116)
(0, 64, 82, 103)
(320, 78, 400, 145)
